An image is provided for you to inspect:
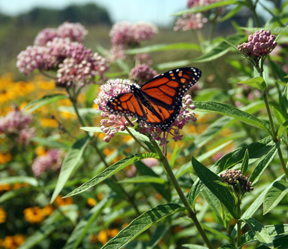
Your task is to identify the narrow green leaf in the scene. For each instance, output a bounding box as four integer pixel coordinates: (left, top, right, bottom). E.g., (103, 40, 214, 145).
(65, 153, 159, 198)
(194, 101, 271, 133)
(220, 4, 243, 22)
(0, 176, 38, 186)
(63, 197, 113, 249)
(101, 203, 182, 249)
(192, 157, 237, 218)
(239, 76, 266, 91)
(58, 106, 100, 116)
(268, 56, 288, 83)
(200, 223, 231, 241)
(263, 180, 288, 215)
(273, 106, 287, 126)
(241, 149, 249, 175)
(241, 27, 288, 35)
(51, 137, 89, 203)
(147, 224, 169, 249)
(182, 245, 209, 249)
(30, 136, 70, 149)
(118, 176, 165, 184)
(218, 244, 236, 249)
(173, 0, 238, 15)
(81, 127, 128, 135)
(156, 60, 191, 70)
(135, 161, 171, 201)
(242, 217, 274, 248)
(190, 34, 245, 63)
(188, 175, 204, 207)
(125, 43, 200, 54)
(249, 142, 280, 184)
(24, 94, 68, 113)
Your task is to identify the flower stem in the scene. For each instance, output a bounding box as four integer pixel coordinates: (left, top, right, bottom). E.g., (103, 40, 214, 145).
(237, 195, 242, 248)
(125, 127, 151, 152)
(151, 140, 214, 249)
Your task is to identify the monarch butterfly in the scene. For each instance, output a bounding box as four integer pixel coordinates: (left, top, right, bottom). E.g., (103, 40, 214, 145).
(106, 67, 201, 131)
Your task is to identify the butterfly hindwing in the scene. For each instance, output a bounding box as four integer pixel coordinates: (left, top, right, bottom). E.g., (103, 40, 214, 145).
(106, 67, 202, 131)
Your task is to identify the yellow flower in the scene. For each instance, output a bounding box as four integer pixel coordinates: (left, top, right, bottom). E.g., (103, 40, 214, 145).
(42, 204, 54, 216)
(40, 118, 58, 127)
(0, 184, 10, 192)
(108, 228, 119, 237)
(97, 230, 108, 245)
(0, 206, 7, 223)
(0, 153, 12, 164)
(3, 234, 25, 249)
(35, 146, 47, 156)
(54, 195, 73, 206)
(87, 198, 97, 207)
(24, 206, 44, 223)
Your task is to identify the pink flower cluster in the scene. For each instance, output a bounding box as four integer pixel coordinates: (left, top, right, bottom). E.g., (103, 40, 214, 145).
(34, 22, 88, 46)
(129, 64, 158, 85)
(17, 23, 109, 87)
(0, 107, 35, 145)
(174, 0, 222, 31)
(109, 21, 158, 60)
(95, 79, 197, 145)
(32, 149, 63, 177)
(94, 79, 135, 142)
(238, 30, 277, 57)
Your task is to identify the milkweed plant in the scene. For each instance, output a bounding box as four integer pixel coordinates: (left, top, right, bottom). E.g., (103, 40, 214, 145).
(1, 0, 288, 248)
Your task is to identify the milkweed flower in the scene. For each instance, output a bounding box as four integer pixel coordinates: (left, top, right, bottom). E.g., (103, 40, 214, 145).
(238, 30, 277, 58)
(34, 22, 87, 46)
(220, 169, 253, 194)
(94, 79, 135, 142)
(31, 149, 63, 177)
(110, 21, 158, 60)
(0, 107, 35, 145)
(129, 64, 158, 85)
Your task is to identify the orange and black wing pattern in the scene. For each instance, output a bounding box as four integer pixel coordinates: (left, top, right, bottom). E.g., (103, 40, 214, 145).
(106, 67, 201, 131)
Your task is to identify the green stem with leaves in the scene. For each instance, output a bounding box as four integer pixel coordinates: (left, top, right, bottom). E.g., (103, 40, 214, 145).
(151, 140, 215, 249)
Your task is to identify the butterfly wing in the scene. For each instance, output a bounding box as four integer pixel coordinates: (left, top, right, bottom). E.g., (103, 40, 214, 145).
(140, 67, 201, 110)
(106, 67, 201, 131)
(106, 92, 148, 120)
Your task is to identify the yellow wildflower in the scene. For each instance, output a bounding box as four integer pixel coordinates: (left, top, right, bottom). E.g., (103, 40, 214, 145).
(35, 146, 47, 156)
(40, 118, 58, 127)
(24, 206, 44, 223)
(42, 204, 54, 216)
(87, 198, 97, 207)
(0, 206, 7, 223)
(97, 230, 108, 245)
(108, 228, 119, 237)
(0, 153, 12, 164)
(3, 234, 25, 249)
(0, 184, 10, 192)
(54, 195, 73, 206)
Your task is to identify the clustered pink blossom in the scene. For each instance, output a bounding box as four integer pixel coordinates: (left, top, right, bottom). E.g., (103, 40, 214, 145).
(129, 64, 158, 85)
(174, 0, 222, 31)
(0, 107, 35, 145)
(95, 79, 197, 145)
(34, 22, 87, 46)
(17, 22, 109, 87)
(32, 149, 63, 177)
(94, 79, 135, 143)
(109, 21, 158, 61)
(238, 30, 277, 57)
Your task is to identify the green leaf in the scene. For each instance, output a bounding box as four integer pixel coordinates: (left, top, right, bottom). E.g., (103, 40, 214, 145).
(24, 94, 68, 113)
(156, 60, 191, 70)
(65, 153, 159, 198)
(273, 106, 287, 126)
(125, 43, 200, 54)
(51, 137, 89, 203)
(241, 149, 249, 175)
(249, 142, 280, 184)
(0, 176, 38, 186)
(242, 217, 274, 248)
(218, 244, 236, 249)
(101, 203, 182, 249)
(268, 56, 288, 83)
(30, 136, 70, 149)
(194, 101, 271, 133)
(147, 224, 169, 249)
(58, 106, 100, 116)
(241, 27, 288, 35)
(85, 84, 98, 107)
(188, 175, 204, 207)
(220, 3, 244, 22)
(192, 157, 238, 218)
(241, 224, 288, 246)
(63, 197, 113, 249)
(173, 0, 238, 15)
(263, 180, 288, 215)
(239, 76, 266, 91)
(118, 176, 165, 184)
(135, 161, 171, 201)
(190, 34, 245, 63)
(182, 245, 209, 249)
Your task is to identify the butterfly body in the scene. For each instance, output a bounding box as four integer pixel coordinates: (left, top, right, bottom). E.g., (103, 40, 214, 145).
(107, 67, 201, 131)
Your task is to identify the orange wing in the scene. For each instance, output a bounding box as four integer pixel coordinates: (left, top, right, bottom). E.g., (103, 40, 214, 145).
(106, 67, 202, 131)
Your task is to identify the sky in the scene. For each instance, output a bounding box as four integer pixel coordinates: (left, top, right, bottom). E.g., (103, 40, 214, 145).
(0, 0, 188, 26)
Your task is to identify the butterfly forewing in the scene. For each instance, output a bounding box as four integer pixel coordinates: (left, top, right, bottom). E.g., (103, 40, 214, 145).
(106, 67, 202, 131)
